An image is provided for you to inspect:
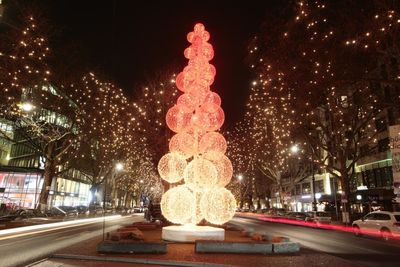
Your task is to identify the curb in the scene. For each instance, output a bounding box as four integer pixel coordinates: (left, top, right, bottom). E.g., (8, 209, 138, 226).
(51, 254, 233, 267)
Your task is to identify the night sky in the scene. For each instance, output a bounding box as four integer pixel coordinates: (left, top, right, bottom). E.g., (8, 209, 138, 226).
(13, 1, 281, 124)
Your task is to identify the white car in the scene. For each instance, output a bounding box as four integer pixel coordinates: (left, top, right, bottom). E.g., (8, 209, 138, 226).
(352, 211, 400, 241)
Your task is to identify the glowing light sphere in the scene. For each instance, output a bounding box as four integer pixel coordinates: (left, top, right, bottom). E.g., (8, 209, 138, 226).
(158, 152, 187, 183)
(161, 185, 196, 224)
(177, 93, 198, 113)
(197, 105, 225, 132)
(184, 157, 218, 190)
(175, 72, 186, 92)
(199, 132, 227, 155)
(192, 191, 205, 224)
(169, 133, 197, 159)
(166, 104, 192, 133)
(188, 86, 210, 104)
(203, 91, 221, 108)
(194, 23, 205, 32)
(210, 155, 233, 187)
(200, 188, 236, 225)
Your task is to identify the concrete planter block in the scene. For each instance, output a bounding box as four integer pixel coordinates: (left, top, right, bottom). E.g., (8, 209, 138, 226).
(273, 242, 300, 253)
(195, 240, 273, 254)
(240, 230, 253, 237)
(271, 236, 290, 243)
(97, 241, 167, 254)
(132, 222, 159, 230)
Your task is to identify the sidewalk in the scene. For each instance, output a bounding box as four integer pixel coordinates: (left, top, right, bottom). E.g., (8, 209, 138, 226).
(30, 222, 359, 267)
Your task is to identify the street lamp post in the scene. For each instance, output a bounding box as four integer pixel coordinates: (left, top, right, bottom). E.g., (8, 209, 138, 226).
(290, 144, 317, 212)
(310, 151, 317, 211)
(237, 174, 244, 208)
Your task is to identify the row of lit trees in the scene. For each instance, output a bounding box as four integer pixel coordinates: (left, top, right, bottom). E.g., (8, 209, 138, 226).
(0, 9, 162, 210)
(228, 0, 400, 214)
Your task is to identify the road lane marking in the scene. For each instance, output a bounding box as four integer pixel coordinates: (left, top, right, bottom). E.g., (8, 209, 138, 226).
(0, 215, 124, 241)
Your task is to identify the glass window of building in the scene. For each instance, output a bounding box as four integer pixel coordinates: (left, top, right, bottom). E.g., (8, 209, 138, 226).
(302, 182, 311, 194)
(315, 180, 324, 193)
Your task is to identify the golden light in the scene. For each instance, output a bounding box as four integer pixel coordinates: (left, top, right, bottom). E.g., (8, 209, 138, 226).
(169, 132, 197, 159)
(20, 102, 34, 112)
(184, 157, 218, 191)
(157, 152, 187, 183)
(200, 187, 236, 225)
(160, 185, 196, 224)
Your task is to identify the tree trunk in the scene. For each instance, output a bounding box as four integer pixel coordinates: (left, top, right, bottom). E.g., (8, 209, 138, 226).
(339, 171, 352, 223)
(125, 192, 132, 208)
(38, 142, 56, 212)
(38, 160, 56, 212)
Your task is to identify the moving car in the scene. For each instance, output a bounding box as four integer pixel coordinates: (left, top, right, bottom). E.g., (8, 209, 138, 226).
(352, 211, 400, 241)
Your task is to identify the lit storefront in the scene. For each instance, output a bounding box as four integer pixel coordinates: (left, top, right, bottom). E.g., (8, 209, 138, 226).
(49, 177, 91, 207)
(0, 168, 91, 209)
(0, 168, 43, 209)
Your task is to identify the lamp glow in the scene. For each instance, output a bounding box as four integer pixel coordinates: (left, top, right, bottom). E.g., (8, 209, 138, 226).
(115, 163, 124, 171)
(21, 102, 34, 112)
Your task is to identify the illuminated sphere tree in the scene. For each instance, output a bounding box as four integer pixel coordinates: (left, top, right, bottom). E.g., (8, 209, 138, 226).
(158, 23, 236, 235)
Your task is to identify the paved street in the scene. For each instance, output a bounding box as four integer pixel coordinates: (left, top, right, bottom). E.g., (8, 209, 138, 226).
(231, 216, 400, 267)
(0, 214, 142, 267)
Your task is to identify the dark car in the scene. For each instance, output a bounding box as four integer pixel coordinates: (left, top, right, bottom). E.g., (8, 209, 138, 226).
(144, 203, 165, 222)
(75, 205, 89, 215)
(0, 209, 47, 222)
(48, 206, 78, 217)
(88, 204, 104, 216)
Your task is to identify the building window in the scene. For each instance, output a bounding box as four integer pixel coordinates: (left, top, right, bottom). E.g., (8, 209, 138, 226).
(295, 184, 301, 195)
(366, 170, 376, 188)
(302, 182, 311, 194)
(315, 180, 324, 193)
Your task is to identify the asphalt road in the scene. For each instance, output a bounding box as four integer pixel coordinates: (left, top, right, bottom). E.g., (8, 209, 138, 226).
(231, 216, 400, 267)
(0, 214, 142, 267)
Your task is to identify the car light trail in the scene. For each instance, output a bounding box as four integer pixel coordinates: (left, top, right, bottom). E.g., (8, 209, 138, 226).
(236, 213, 400, 240)
(0, 215, 122, 241)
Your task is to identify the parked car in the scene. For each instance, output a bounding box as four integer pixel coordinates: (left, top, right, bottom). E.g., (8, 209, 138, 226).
(306, 211, 332, 224)
(88, 204, 104, 216)
(132, 206, 142, 213)
(0, 209, 47, 222)
(144, 203, 165, 222)
(285, 212, 310, 221)
(75, 205, 89, 215)
(49, 206, 78, 217)
(265, 208, 287, 217)
(352, 211, 400, 241)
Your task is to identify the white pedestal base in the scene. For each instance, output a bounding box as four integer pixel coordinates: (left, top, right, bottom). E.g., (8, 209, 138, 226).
(162, 225, 225, 242)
